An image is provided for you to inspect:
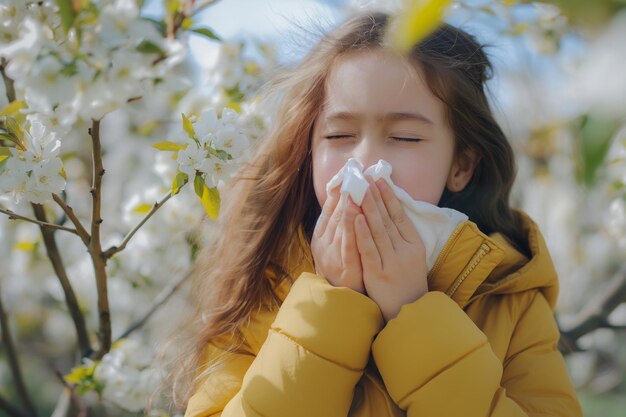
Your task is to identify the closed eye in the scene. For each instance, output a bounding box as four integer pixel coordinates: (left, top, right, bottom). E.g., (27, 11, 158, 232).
(392, 137, 422, 142)
(325, 135, 353, 140)
(325, 135, 422, 142)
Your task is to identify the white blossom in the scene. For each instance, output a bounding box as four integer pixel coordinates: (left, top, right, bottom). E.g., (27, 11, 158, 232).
(205, 40, 277, 99)
(176, 143, 206, 178)
(0, 117, 65, 204)
(94, 338, 161, 412)
(213, 125, 249, 160)
(0, 16, 44, 61)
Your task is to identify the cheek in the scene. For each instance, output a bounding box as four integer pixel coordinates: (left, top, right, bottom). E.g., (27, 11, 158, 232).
(390, 157, 449, 204)
(312, 149, 347, 208)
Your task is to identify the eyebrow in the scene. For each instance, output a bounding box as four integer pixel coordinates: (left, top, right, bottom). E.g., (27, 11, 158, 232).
(324, 111, 434, 125)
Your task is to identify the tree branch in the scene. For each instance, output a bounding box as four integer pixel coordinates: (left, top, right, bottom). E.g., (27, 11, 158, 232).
(0, 57, 16, 102)
(115, 268, 192, 341)
(87, 118, 111, 359)
(0, 206, 80, 235)
(103, 191, 174, 260)
(52, 370, 88, 417)
(51, 193, 91, 246)
(559, 263, 626, 355)
(0, 285, 37, 417)
(30, 203, 93, 357)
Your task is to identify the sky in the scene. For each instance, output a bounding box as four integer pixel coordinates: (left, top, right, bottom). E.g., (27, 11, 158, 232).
(144, 0, 343, 67)
(140, 0, 588, 130)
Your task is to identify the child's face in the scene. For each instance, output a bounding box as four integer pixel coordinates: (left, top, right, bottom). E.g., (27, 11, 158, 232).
(311, 48, 460, 208)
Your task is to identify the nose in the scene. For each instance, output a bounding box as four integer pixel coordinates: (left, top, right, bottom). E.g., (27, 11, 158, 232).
(352, 135, 381, 170)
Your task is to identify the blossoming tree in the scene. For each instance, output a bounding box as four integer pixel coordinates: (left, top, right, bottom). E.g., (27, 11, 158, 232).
(1, 0, 625, 415)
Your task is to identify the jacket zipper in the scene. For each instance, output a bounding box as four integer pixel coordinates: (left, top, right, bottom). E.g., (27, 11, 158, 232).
(427, 222, 466, 283)
(446, 242, 491, 298)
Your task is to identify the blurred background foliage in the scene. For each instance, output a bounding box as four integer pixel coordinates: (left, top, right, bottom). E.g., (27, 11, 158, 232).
(1, 0, 626, 416)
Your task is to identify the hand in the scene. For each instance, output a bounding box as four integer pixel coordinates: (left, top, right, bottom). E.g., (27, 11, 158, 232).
(355, 177, 428, 322)
(311, 185, 366, 294)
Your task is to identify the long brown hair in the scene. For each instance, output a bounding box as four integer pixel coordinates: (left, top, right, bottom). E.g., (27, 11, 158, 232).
(166, 11, 528, 408)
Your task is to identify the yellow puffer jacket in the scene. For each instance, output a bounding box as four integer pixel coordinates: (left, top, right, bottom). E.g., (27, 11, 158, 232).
(185, 210, 583, 417)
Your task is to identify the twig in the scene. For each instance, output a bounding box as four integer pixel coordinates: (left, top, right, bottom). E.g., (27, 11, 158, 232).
(0, 207, 80, 235)
(192, 0, 222, 15)
(0, 57, 16, 102)
(559, 263, 626, 355)
(115, 268, 192, 341)
(0, 285, 37, 417)
(30, 203, 93, 357)
(103, 191, 174, 260)
(603, 324, 626, 330)
(0, 395, 30, 417)
(51, 193, 91, 246)
(87, 119, 111, 359)
(49, 388, 70, 417)
(1, 51, 41, 417)
(52, 370, 88, 417)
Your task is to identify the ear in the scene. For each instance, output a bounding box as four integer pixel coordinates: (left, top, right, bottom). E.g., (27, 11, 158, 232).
(446, 148, 480, 192)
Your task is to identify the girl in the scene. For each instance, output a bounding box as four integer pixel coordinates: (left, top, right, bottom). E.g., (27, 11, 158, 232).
(172, 11, 583, 417)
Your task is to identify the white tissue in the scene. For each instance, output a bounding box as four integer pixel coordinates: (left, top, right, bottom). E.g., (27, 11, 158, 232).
(325, 158, 469, 272)
(326, 159, 370, 205)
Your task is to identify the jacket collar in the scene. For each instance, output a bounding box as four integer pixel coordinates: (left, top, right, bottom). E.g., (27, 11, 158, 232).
(278, 209, 559, 311)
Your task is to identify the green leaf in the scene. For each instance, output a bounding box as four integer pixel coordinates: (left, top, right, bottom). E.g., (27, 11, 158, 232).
(207, 147, 230, 161)
(60, 61, 79, 77)
(577, 114, 619, 187)
(132, 202, 153, 214)
(193, 173, 205, 197)
(508, 23, 530, 36)
(136, 120, 159, 136)
(181, 113, 196, 140)
(55, 0, 76, 34)
(61, 151, 78, 162)
(199, 184, 220, 221)
(64, 360, 105, 395)
(181, 17, 193, 30)
(136, 40, 165, 55)
(386, 0, 454, 54)
(14, 240, 38, 251)
(64, 364, 93, 384)
(165, 0, 182, 14)
(0, 133, 15, 143)
(224, 85, 245, 103)
(3, 118, 27, 150)
(142, 17, 167, 36)
(477, 6, 496, 15)
(172, 170, 188, 195)
(0, 144, 10, 154)
(0, 100, 26, 117)
(152, 141, 187, 151)
(190, 27, 222, 42)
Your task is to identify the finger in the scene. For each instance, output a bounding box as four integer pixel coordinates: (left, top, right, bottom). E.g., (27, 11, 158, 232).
(354, 214, 382, 271)
(315, 186, 341, 238)
(365, 176, 393, 229)
(361, 187, 396, 257)
(314, 185, 341, 238)
(330, 192, 347, 243)
(341, 197, 360, 270)
(365, 176, 402, 243)
(376, 178, 420, 244)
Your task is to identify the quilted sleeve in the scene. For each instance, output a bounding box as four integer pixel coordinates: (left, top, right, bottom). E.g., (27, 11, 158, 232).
(370, 290, 583, 417)
(184, 272, 384, 417)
